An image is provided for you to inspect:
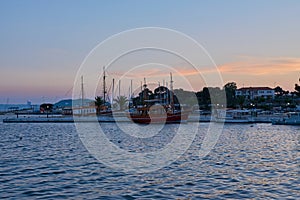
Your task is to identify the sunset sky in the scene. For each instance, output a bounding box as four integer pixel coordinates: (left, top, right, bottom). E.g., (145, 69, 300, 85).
(1, 0, 300, 103)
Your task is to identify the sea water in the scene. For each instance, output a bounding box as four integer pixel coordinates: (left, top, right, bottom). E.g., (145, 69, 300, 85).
(0, 116, 299, 199)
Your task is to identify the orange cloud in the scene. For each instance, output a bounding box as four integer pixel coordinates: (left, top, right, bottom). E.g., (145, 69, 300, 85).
(105, 56, 300, 92)
(108, 64, 217, 79)
(218, 56, 300, 75)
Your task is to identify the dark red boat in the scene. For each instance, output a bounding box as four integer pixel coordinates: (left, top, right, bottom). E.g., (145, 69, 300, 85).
(129, 109, 189, 124)
(128, 73, 190, 124)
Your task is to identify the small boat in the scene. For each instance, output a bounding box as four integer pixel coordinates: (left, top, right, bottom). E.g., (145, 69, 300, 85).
(272, 112, 300, 125)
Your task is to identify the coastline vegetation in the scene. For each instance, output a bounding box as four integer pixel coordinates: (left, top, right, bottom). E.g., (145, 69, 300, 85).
(173, 80, 300, 111)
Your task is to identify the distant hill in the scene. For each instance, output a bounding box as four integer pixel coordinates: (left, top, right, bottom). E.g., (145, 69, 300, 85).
(53, 99, 94, 108)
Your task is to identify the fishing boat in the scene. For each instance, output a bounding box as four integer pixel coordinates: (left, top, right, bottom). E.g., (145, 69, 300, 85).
(128, 73, 190, 124)
(272, 112, 300, 125)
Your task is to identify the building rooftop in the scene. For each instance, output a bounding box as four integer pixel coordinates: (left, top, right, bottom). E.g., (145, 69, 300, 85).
(237, 87, 273, 91)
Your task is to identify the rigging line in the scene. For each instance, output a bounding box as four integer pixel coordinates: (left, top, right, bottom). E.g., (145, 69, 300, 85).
(107, 81, 112, 94)
(64, 86, 73, 97)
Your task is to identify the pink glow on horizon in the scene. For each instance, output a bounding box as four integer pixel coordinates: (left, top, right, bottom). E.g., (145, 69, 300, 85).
(1, 56, 299, 103)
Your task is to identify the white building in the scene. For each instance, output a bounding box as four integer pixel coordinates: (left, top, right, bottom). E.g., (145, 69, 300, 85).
(235, 87, 275, 100)
(72, 106, 96, 116)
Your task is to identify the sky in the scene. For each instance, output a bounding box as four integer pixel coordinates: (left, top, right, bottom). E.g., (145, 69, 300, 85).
(1, 0, 300, 104)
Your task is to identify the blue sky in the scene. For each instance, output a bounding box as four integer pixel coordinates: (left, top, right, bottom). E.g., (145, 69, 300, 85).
(1, 0, 300, 103)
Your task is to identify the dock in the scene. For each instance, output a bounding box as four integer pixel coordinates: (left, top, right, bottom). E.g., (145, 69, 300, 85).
(2, 113, 278, 124)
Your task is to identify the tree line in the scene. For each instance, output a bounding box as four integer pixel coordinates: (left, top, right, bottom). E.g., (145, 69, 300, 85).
(174, 79, 300, 110)
(95, 79, 300, 111)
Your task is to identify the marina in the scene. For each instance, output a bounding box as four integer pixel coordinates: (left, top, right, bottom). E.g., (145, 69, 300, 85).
(1, 1, 300, 198)
(2, 71, 297, 125)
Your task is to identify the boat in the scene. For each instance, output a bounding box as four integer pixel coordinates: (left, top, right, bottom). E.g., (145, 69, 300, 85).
(74, 68, 113, 117)
(95, 67, 113, 116)
(129, 106, 189, 124)
(188, 110, 212, 122)
(272, 112, 300, 125)
(214, 109, 254, 123)
(128, 73, 190, 124)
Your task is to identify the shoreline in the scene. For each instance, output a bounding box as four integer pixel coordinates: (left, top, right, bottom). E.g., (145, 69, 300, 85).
(2, 114, 277, 124)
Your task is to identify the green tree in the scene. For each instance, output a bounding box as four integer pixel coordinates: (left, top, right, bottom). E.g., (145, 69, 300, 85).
(95, 96, 104, 114)
(196, 87, 211, 109)
(114, 96, 128, 111)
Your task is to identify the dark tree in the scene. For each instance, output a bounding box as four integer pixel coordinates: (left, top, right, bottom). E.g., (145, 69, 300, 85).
(295, 83, 300, 97)
(236, 96, 245, 109)
(202, 87, 211, 107)
(223, 82, 237, 107)
(274, 86, 284, 96)
(40, 103, 53, 118)
(40, 103, 53, 112)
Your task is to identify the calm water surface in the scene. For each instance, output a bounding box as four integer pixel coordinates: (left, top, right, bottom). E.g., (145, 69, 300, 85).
(0, 116, 299, 199)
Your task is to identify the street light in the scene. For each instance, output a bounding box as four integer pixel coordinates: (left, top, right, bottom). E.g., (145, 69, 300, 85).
(46, 105, 49, 118)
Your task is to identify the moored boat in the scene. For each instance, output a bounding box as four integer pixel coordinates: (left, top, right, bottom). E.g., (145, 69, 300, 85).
(214, 109, 254, 123)
(272, 112, 300, 125)
(129, 106, 189, 124)
(128, 73, 190, 124)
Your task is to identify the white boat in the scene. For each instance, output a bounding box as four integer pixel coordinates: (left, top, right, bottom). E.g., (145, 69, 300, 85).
(214, 109, 254, 123)
(272, 112, 300, 125)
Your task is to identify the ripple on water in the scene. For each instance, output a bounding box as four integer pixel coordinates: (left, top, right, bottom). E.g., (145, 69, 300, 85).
(0, 120, 298, 199)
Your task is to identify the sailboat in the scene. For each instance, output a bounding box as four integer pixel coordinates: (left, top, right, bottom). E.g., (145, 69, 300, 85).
(128, 73, 190, 124)
(96, 67, 113, 116)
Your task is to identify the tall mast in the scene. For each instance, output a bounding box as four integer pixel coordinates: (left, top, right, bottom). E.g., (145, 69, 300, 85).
(103, 66, 106, 105)
(130, 79, 133, 99)
(118, 80, 121, 97)
(170, 73, 174, 110)
(143, 77, 147, 89)
(140, 81, 142, 102)
(166, 81, 169, 104)
(111, 78, 115, 105)
(143, 78, 147, 100)
(81, 76, 84, 115)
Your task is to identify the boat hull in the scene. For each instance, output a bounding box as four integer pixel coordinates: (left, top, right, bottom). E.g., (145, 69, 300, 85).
(272, 120, 300, 125)
(272, 112, 300, 125)
(214, 117, 254, 123)
(129, 112, 189, 124)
